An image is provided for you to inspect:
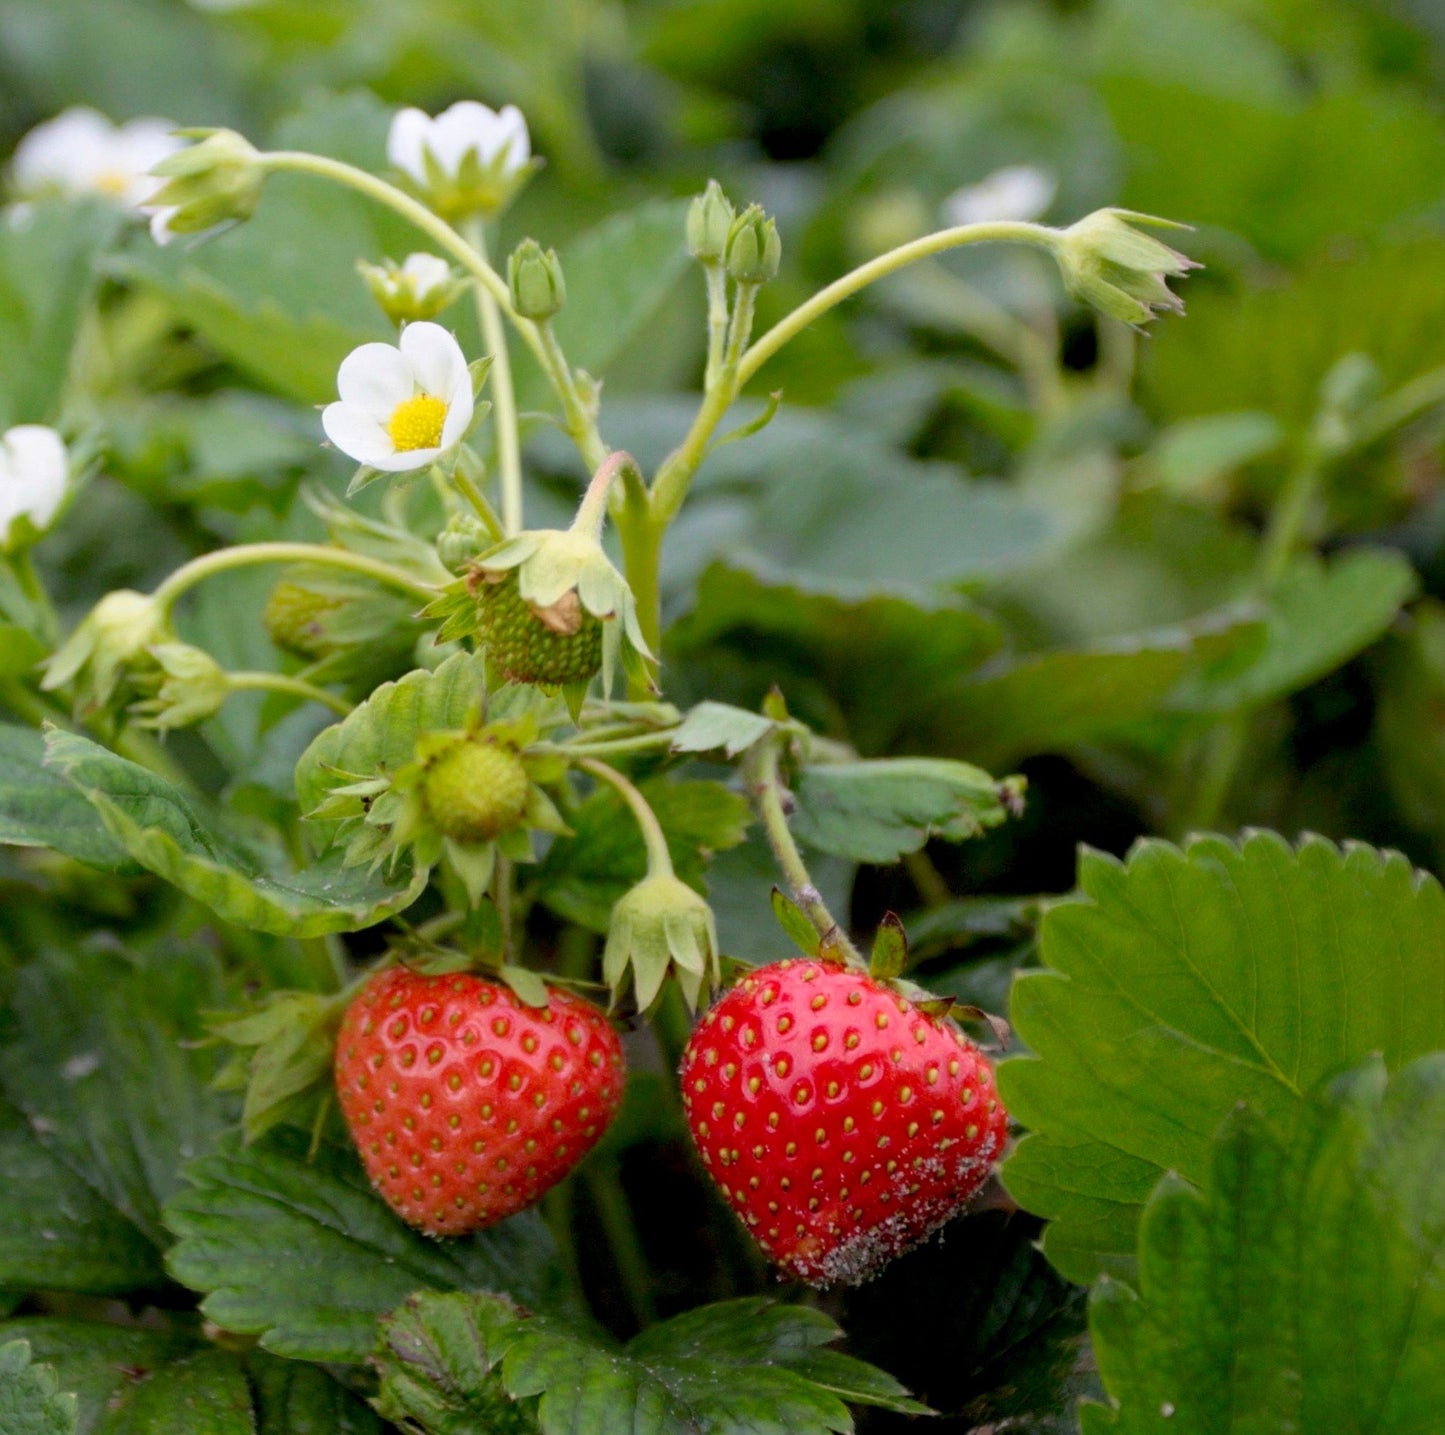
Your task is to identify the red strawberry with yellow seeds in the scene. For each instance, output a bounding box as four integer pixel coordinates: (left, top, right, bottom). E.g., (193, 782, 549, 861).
(679, 958, 1007, 1286)
(335, 967, 625, 1236)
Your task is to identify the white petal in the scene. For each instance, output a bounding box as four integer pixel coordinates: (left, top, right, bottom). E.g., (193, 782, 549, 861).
(336, 341, 416, 418)
(370, 444, 443, 472)
(322, 402, 396, 465)
(400, 252, 451, 291)
(147, 206, 180, 245)
(387, 108, 433, 182)
(493, 105, 530, 170)
(439, 384, 474, 450)
(942, 165, 1057, 227)
(0, 424, 67, 529)
(432, 101, 500, 170)
(12, 108, 115, 193)
(399, 322, 466, 397)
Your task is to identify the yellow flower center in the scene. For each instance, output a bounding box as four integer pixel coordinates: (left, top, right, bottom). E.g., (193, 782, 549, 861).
(386, 394, 448, 452)
(94, 170, 132, 197)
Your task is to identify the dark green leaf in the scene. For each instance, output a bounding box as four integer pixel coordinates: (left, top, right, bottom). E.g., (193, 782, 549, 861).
(792, 757, 1021, 865)
(163, 1129, 578, 1364)
(1084, 1056, 1445, 1434)
(44, 729, 425, 936)
(93, 1350, 252, 1435)
(0, 726, 138, 874)
(0, 1339, 77, 1435)
(1001, 833, 1445, 1283)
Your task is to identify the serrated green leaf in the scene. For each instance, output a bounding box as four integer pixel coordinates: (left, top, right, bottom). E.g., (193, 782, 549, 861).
(669, 701, 778, 758)
(0, 1340, 77, 1435)
(43, 729, 424, 936)
(536, 778, 750, 933)
(0, 942, 234, 1253)
(1083, 1056, 1445, 1434)
(772, 888, 820, 957)
(1000, 833, 1445, 1284)
(0, 726, 139, 873)
(163, 1129, 578, 1364)
(375, 1291, 925, 1435)
(791, 757, 1021, 865)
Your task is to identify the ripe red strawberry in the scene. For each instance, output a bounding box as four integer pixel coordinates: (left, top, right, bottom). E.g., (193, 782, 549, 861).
(680, 958, 1008, 1286)
(335, 967, 625, 1237)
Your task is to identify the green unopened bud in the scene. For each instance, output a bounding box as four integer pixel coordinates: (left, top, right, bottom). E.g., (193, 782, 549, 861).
(40, 589, 170, 714)
(358, 252, 464, 325)
(1054, 208, 1199, 327)
(130, 642, 229, 731)
(507, 239, 566, 321)
(686, 179, 735, 263)
(724, 204, 781, 286)
(145, 128, 264, 243)
(603, 872, 721, 1012)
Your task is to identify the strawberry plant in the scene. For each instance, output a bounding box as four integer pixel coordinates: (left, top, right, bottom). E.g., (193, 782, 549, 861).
(3, 2, 1445, 1431)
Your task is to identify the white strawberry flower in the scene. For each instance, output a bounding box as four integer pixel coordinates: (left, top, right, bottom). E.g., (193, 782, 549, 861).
(0, 424, 68, 550)
(386, 102, 535, 220)
(10, 107, 180, 210)
(358, 252, 463, 324)
(321, 323, 474, 472)
(942, 165, 1057, 227)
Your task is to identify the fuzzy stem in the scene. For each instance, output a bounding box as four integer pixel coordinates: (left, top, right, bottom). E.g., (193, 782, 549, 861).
(702, 262, 730, 391)
(571, 451, 642, 544)
(226, 670, 353, 717)
(535, 319, 610, 472)
(746, 736, 863, 964)
(151, 542, 436, 612)
(575, 756, 673, 879)
(464, 219, 524, 536)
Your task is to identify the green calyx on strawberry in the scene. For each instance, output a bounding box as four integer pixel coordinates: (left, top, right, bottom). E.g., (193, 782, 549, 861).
(335, 965, 625, 1236)
(679, 957, 1009, 1287)
(308, 705, 569, 905)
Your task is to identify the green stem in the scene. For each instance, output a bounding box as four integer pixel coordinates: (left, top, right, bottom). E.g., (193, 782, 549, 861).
(226, 671, 353, 717)
(702, 262, 730, 391)
(493, 855, 515, 959)
(582, 1164, 658, 1330)
(1255, 451, 1323, 594)
(464, 219, 525, 536)
(576, 756, 673, 878)
(151, 542, 436, 612)
(745, 737, 863, 964)
(536, 320, 610, 472)
(543, 728, 677, 760)
(572, 451, 642, 544)
(8, 552, 60, 646)
(448, 456, 505, 539)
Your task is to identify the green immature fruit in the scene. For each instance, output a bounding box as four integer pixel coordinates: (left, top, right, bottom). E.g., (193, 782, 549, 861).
(421, 738, 530, 842)
(479, 571, 603, 688)
(263, 581, 344, 660)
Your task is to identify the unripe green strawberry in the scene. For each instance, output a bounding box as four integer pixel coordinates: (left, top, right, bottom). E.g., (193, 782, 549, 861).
(336, 967, 626, 1236)
(680, 958, 1009, 1286)
(263, 580, 344, 660)
(421, 738, 530, 842)
(478, 571, 602, 688)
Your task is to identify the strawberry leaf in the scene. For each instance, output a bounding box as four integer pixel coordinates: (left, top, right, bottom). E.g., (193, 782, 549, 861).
(1001, 832, 1445, 1284)
(163, 1128, 580, 1364)
(0, 1339, 76, 1435)
(1083, 1056, 1445, 1433)
(772, 888, 820, 956)
(669, 701, 779, 758)
(44, 729, 426, 937)
(373, 1291, 928, 1435)
(868, 913, 908, 979)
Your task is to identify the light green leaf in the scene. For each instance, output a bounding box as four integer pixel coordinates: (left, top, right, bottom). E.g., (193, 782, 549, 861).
(1147, 411, 1284, 499)
(44, 729, 424, 936)
(0, 627, 48, 679)
(1084, 1057, 1445, 1434)
(163, 1129, 578, 1364)
(536, 778, 750, 933)
(0, 726, 138, 873)
(0, 1340, 77, 1435)
(792, 757, 1022, 865)
(1000, 833, 1445, 1283)
(772, 888, 820, 957)
(375, 1291, 927, 1435)
(669, 701, 778, 759)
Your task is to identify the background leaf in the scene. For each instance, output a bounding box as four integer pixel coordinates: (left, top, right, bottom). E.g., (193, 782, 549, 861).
(0, 1339, 76, 1435)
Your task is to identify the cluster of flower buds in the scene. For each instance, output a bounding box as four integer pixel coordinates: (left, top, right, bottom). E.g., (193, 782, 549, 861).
(686, 180, 782, 287)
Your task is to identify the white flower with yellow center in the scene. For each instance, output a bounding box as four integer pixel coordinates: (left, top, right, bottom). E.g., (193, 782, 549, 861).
(942, 165, 1057, 227)
(386, 102, 535, 220)
(10, 108, 180, 210)
(321, 322, 474, 472)
(0, 424, 68, 550)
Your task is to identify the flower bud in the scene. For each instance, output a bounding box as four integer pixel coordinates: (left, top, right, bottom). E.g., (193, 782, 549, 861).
(41, 590, 169, 714)
(507, 239, 566, 321)
(1054, 208, 1199, 327)
(358, 252, 463, 325)
(686, 179, 734, 263)
(144, 128, 264, 244)
(130, 642, 229, 731)
(603, 872, 721, 1011)
(0, 424, 68, 552)
(724, 204, 781, 286)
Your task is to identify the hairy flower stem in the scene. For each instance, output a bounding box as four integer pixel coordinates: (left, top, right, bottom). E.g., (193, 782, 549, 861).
(227, 671, 353, 717)
(150, 542, 436, 613)
(746, 737, 864, 965)
(575, 756, 673, 879)
(464, 218, 524, 536)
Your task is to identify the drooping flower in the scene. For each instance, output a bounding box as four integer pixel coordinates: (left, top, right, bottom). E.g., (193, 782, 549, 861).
(141, 128, 264, 246)
(942, 165, 1057, 227)
(386, 102, 536, 220)
(0, 424, 68, 550)
(321, 323, 475, 473)
(1054, 208, 1200, 327)
(9, 108, 180, 210)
